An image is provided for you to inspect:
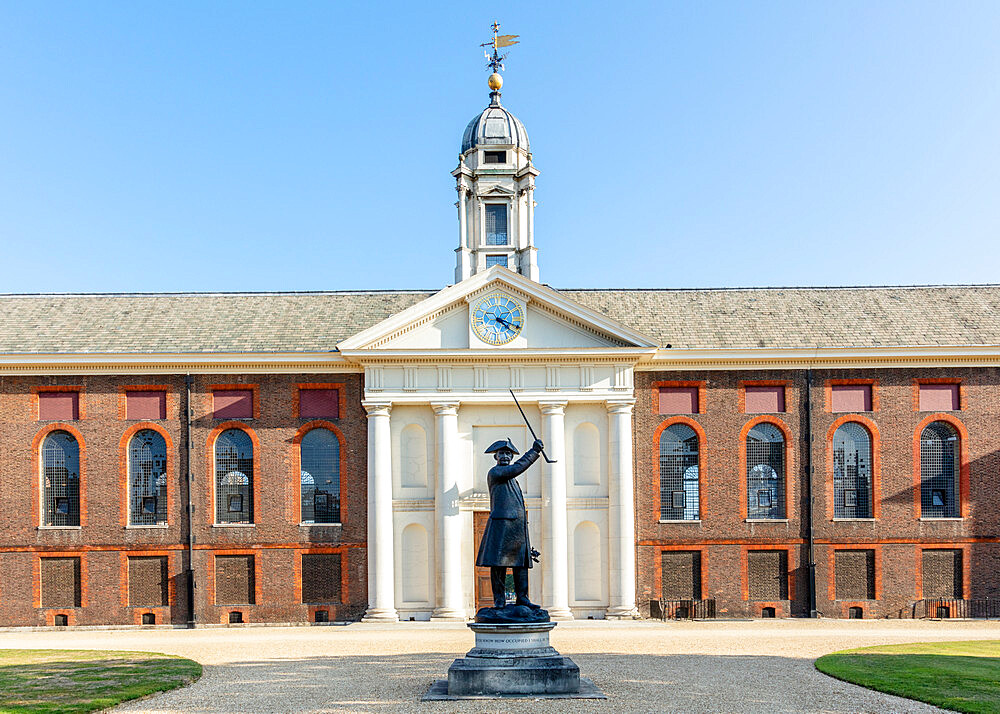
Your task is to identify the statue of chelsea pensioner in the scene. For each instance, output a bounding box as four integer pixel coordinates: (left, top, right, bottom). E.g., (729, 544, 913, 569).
(475, 437, 544, 610)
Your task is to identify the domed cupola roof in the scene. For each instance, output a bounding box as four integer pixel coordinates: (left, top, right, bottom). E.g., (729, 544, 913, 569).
(461, 91, 529, 154)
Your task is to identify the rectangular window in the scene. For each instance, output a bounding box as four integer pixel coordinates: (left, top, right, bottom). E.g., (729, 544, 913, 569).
(748, 550, 788, 601)
(744, 385, 785, 413)
(660, 551, 701, 600)
(657, 386, 699, 414)
(299, 388, 339, 419)
(919, 383, 960, 411)
(213, 390, 253, 419)
(126, 390, 167, 420)
(301, 553, 342, 603)
(835, 550, 875, 600)
(38, 392, 79, 421)
(483, 150, 506, 163)
(922, 549, 962, 599)
(485, 254, 507, 269)
(485, 204, 508, 245)
(128, 556, 168, 607)
(215, 555, 254, 605)
(41, 557, 81, 608)
(831, 384, 872, 412)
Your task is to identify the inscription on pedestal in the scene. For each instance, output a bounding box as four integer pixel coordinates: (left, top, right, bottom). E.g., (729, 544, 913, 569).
(475, 631, 548, 650)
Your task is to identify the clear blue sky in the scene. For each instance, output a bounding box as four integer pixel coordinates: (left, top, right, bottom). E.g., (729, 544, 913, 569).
(2, 1, 998, 292)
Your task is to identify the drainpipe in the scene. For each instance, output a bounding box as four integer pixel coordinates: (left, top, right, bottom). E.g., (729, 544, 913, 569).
(804, 369, 818, 617)
(184, 375, 196, 626)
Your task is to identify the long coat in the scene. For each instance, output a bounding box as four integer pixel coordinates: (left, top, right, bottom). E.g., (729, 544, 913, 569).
(475, 449, 541, 568)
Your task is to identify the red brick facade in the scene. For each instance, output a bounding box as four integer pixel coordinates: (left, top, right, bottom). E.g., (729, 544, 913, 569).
(0, 373, 367, 626)
(635, 367, 1000, 619)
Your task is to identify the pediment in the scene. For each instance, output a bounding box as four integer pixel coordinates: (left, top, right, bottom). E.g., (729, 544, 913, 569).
(480, 185, 515, 196)
(337, 267, 658, 352)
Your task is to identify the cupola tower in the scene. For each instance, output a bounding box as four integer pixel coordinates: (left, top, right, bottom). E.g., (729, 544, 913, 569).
(453, 24, 539, 283)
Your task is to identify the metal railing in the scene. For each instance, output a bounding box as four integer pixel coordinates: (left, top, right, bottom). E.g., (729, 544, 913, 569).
(915, 598, 1000, 619)
(651, 598, 716, 620)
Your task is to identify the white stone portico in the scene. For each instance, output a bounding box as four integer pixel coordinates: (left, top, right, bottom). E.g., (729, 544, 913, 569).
(340, 267, 656, 621)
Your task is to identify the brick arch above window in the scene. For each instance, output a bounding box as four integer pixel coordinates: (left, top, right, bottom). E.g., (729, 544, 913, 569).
(291, 421, 347, 526)
(651, 416, 706, 522)
(912, 413, 970, 519)
(118, 422, 175, 527)
(31, 423, 87, 528)
(738, 416, 794, 521)
(825, 415, 881, 520)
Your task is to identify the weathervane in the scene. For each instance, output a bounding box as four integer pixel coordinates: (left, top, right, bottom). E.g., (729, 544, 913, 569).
(480, 21, 519, 92)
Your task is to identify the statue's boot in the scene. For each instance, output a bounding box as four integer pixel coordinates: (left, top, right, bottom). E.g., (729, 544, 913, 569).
(515, 598, 541, 610)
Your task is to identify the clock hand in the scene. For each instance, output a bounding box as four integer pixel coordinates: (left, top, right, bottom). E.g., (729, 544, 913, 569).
(495, 315, 521, 330)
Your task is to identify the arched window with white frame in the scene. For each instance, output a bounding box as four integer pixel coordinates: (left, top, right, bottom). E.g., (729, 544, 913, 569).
(920, 421, 960, 518)
(42, 431, 80, 526)
(833, 422, 873, 519)
(129, 429, 168, 525)
(746, 422, 785, 519)
(659, 423, 699, 521)
(300, 428, 340, 524)
(215, 429, 253, 524)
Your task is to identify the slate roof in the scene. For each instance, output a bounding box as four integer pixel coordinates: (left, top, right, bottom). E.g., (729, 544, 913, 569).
(0, 285, 997, 354)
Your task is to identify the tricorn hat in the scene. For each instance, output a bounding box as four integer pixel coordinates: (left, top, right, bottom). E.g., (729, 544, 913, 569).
(484, 438, 519, 455)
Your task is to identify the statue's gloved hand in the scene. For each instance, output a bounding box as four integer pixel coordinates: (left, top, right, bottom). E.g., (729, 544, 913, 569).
(530, 548, 540, 563)
(532, 438, 544, 453)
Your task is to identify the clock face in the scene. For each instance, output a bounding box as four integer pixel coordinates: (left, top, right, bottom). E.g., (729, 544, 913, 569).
(471, 292, 524, 345)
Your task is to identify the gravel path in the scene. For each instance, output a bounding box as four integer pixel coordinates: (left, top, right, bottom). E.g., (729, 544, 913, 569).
(2, 619, 997, 712)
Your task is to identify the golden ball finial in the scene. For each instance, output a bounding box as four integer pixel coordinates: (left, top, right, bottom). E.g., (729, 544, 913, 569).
(488, 72, 503, 91)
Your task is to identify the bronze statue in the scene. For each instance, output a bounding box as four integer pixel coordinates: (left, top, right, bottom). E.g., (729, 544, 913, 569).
(475, 437, 549, 623)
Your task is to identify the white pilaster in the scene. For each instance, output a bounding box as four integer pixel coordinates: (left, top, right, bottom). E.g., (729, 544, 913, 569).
(362, 401, 397, 622)
(606, 398, 638, 619)
(539, 400, 572, 620)
(431, 401, 465, 620)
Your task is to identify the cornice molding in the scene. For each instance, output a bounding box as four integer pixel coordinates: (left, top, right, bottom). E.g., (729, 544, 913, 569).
(0, 352, 357, 375)
(640, 345, 1000, 371)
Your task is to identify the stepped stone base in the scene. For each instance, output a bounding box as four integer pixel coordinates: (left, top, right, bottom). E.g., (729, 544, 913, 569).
(422, 622, 605, 700)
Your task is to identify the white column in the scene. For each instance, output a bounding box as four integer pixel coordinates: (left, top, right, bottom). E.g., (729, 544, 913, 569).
(526, 183, 539, 281)
(455, 186, 471, 282)
(362, 401, 397, 622)
(606, 398, 638, 619)
(539, 400, 572, 620)
(431, 401, 465, 620)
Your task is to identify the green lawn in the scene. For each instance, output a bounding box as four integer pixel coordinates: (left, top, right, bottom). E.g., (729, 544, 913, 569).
(815, 640, 1000, 714)
(0, 649, 201, 714)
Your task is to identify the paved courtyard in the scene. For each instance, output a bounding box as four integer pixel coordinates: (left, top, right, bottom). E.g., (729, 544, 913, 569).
(2, 619, 999, 712)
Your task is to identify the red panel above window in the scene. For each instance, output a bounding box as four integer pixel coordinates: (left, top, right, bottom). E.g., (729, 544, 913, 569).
(658, 386, 699, 414)
(213, 390, 253, 419)
(745, 385, 785, 413)
(38, 392, 79, 421)
(126, 390, 166, 420)
(919, 383, 959, 411)
(831, 384, 872, 412)
(299, 388, 339, 419)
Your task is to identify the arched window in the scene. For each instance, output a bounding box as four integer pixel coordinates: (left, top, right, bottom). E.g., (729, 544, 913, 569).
(833, 422, 873, 519)
(300, 428, 340, 524)
(659, 423, 699, 520)
(921, 421, 959, 518)
(215, 429, 253, 524)
(746, 422, 785, 519)
(128, 429, 168, 525)
(42, 431, 80, 526)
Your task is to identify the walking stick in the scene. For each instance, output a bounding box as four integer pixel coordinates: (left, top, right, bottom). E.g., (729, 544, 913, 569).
(509, 389, 557, 463)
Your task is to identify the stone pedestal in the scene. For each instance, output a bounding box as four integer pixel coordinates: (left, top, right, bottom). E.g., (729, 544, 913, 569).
(424, 622, 605, 700)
